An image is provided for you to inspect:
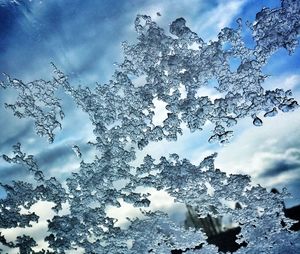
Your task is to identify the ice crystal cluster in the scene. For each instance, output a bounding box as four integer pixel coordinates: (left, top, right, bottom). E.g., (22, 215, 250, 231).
(1, 0, 300, 253)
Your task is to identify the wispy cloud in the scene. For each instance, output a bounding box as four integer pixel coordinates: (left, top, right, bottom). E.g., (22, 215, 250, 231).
(214, 107, 300, 204)
(192, 0, 245, 40)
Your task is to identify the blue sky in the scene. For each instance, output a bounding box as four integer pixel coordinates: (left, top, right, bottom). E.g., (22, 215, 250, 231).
(1, 0, 300, 203)
(0, 0, 300, 251)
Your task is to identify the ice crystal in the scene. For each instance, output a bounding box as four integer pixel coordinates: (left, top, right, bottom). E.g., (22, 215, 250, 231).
(1, 0, 300, 253)
(72, 145, 82, 159)
(0, 75, 64, 143)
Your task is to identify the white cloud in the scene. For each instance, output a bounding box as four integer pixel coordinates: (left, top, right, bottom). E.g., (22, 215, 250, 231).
(215, 109, 300, 179)
(138, 0, 246, 40)
(214, 71, 300, 180)
(264, 73, 300, 91)
(192, 0, 245, 39)
(152, 98, 170, 126)
(105, 188, 186, 229)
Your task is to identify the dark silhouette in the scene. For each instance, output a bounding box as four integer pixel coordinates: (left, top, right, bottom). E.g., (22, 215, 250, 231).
(170, 202, 300, 253)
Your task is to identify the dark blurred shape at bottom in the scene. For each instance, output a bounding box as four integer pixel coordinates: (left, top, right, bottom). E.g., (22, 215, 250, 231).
(170, 204, 300, 253)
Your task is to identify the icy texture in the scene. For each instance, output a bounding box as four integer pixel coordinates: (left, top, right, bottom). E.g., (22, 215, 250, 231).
(0, 74, 64, 143)
(1, 0, 300, 253)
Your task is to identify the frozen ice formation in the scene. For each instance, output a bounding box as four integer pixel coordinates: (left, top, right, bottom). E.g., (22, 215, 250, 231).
(0, 0, 300, 253)
(0, 75, 64, 143)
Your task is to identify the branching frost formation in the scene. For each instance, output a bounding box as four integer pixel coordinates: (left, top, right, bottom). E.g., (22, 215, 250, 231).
(0, 0, 300, 253)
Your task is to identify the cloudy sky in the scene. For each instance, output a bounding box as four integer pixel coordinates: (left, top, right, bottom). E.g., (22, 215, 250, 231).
(0, 0, 300, 252)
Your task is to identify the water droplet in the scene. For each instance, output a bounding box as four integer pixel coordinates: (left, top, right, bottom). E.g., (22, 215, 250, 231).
(264, 107, 278, 117)
(253, 116, 263, 126)
(279, 101, 299, 112)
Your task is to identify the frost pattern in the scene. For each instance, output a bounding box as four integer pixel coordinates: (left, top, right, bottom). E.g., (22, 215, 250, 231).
(0, 74, 64, 143)
(1, 0, 300, 253)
